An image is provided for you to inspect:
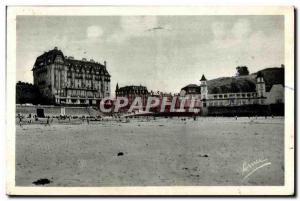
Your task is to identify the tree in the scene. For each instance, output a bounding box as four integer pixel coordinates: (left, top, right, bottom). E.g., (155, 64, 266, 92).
(236, 66, 249, 76)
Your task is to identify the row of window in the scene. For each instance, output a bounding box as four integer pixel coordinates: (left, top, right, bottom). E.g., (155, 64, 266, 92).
(66, 83, 108, 91)
(67, 69, 107, 75)
(67, 73, 106, 80)
(207, 99, 262, 106)
(57, 89, 102, 98)
(209, 92, 257, 99)
(116, 90, 148, 95)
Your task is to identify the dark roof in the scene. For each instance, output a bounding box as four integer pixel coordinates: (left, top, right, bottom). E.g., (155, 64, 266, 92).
(116, 85, 149, 94)
(65, 59, 110, 77)
(33, 48, 64, 70)
(32, 48, 110, 77)
(181, 84, 201, 94)
(181, 84, 199, 90)
(200, 74, 207, 81)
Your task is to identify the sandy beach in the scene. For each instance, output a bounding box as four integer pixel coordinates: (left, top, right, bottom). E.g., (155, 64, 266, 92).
(15, 117, 284, 186)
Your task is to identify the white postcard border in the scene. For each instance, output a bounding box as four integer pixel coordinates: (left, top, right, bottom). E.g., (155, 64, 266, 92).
(6, 6, 294, 195)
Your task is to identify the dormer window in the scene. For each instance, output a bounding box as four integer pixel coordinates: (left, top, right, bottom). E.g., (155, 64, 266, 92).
(55, 55, 64, 63)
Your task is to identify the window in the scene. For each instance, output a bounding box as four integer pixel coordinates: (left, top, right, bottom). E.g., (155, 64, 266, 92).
(55, 55, 64, 63)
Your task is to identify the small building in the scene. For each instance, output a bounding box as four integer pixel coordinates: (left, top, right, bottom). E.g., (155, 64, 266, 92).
(115, 84, 149, 111)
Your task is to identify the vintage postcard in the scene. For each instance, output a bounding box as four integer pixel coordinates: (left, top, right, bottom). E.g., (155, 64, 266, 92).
(6, 6, 294, 195)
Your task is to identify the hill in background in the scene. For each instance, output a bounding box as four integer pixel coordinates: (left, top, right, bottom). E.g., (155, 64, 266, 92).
(207, 66, 284, 94)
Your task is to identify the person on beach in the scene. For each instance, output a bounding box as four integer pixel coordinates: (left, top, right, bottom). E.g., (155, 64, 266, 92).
(46, 116, 50, 126)
(18, 115, 22, 127)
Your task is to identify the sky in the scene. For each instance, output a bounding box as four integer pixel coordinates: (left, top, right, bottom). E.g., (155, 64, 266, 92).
(16, 15, 284, 94)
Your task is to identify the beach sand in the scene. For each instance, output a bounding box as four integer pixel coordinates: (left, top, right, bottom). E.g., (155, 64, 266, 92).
(15, 117, 284, 186)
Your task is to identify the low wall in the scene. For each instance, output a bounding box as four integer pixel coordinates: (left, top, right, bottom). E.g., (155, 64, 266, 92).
(16, 105, 99, 117)
(207, 103, 284, 116)
(16, 104, 284, 117)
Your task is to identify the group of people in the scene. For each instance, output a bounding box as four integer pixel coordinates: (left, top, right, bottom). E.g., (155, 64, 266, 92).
(16, 114, 92, 127)
(17, 112, 277, 127)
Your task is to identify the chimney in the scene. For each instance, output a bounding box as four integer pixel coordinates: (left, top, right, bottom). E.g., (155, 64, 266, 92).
(104, 61, 107, 67)
(54, 46, 58, 50)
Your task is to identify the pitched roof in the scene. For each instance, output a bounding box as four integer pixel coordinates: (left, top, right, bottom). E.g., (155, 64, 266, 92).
(33, 48, 64, 70)
(200, 74, 207, 81)
(181, 84, 201, 94)
(65, 59, 110, 77)
(32, 48, 110, 77)
(116, 85, 149, 94)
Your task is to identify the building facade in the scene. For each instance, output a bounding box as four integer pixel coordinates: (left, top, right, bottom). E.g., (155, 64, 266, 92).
(115, 84, 201, 113)
(180, 71, 283, 108)
(32, 47, 111, 105)
(115, 84, 149, 111)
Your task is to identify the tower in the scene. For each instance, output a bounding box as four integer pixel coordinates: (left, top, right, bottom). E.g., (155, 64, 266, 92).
(200, 74, 208, 100)
(256, 72, 266, 98)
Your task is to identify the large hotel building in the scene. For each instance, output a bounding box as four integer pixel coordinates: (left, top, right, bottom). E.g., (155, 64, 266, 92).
(32, 47, 111, 105)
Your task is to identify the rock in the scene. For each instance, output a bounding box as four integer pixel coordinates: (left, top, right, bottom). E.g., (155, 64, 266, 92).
(32, 178, 52, 185)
